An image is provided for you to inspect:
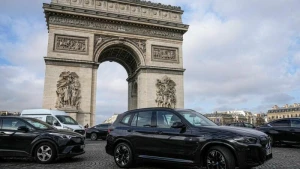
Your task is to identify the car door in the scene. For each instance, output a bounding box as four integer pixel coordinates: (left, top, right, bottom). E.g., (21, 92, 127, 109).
(290, 119, 300, 143)
(269, 119, 291, 143)
(0, 117, 36, 156)
(152, 110, 198, 161)
(128, 110, 157, 156)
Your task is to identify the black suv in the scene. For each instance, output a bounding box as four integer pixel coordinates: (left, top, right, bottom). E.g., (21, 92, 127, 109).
(106, 108, 272, 169)
(0, 116, 85, 163)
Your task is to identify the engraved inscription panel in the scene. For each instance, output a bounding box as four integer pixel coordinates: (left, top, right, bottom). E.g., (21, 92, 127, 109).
(152, 45, 179, 63)
(54, 34, 89, 55)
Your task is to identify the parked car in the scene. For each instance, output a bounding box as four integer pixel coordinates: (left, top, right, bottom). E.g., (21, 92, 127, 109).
(256, 118, 300, 146)
(21, 109, 86, 136)
(106, 108, 272, 169)
(0, 116, 85, 163)
(227, 122, 256, 129)
(86, 123, 111, 141)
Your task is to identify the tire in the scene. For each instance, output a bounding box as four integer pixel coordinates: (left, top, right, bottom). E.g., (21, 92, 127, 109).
(90, 133, 98, 141)
(114, 142, 134, 168)
(34, 142, 57, 164)
(206, 146, 236, 169)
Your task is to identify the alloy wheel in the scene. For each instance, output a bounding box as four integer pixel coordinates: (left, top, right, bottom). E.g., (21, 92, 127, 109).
(37, 145, 53, 162)
(207, 150, 227, 169)
(115, 144, 130, 167)
(91, 133, 97, 140)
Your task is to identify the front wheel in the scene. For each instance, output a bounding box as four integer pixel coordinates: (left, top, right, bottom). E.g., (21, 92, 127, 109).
(35, 142, 56, 164)
(114, 142, 134, 168)
(90, 133, 98, 141)
(206, 146, 236, 169)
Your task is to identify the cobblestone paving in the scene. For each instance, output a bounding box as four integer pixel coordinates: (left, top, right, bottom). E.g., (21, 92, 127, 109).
(0, 141, 299, 169)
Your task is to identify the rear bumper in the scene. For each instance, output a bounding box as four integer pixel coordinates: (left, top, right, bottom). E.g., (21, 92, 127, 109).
(105, 143, 114, 156)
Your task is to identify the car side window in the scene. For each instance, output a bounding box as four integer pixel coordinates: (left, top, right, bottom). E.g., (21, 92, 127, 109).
(291, 119, 300, 127)
(46, 116, 54, 125)
(156, 111, 181, 129)
(271, 119, 291, 127)
(136, 111, 153, 127)
(121, 114, 132, 125)
(2, 118, 26, 130)
(244, 123, 254, 128)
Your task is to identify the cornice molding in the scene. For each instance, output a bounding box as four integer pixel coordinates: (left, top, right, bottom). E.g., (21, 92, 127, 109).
(44, 57, 100, 69)
(43, 3, 189, 31)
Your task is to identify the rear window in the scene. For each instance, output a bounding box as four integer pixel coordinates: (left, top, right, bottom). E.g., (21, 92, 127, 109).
(121, 114, 132, 125)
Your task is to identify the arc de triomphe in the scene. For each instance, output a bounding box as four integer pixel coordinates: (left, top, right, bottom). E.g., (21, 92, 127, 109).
(42, 0, 189, 126)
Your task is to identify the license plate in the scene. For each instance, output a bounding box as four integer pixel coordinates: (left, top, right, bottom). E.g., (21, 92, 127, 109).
(266, 142, 272, 155)
(80, 145, 85, 149)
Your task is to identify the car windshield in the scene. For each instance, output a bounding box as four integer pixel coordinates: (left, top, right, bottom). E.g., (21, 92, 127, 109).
(24, 118, 55, 130)
(178, 110, 217, 127)
(56, 115, 78, 125)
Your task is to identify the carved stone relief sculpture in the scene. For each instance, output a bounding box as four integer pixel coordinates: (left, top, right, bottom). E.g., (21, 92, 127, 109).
(94, 35, 146, 55)
(152, 45, 179, 63)
(155, 76, 176, 108)
(54, 34, 89, 54)
(55, 71, 81, 110)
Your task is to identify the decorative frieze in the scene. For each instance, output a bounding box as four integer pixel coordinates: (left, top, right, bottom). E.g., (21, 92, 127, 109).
(152, 45, 179, 63)
(54, 34, 89, 54)
(49, 16, 183, 40)
(155, 76, 176, 108)
(94, 34, 146, 55)
(56, 71, 82, 110)
(51, 0, 183, 23)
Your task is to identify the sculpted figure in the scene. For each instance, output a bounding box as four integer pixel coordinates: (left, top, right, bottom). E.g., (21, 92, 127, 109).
(155, 76, 176, 108)
(55, 71, 81, 110)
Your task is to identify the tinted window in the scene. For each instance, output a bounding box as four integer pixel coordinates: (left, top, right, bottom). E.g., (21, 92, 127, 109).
(2, 118, 26, 130)
(156, 111, 181, 128)
(121, 114, 132, 125)
(244, 123, 254, 128)
(291, 119, 300, 127)
(24, 118, 54, 130)
(271, 119, 290, 127)
(136, 111, 152, 127)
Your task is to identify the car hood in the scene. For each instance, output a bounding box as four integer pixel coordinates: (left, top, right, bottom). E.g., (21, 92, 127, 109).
(199, 126, 267, 138)
(46, 129, 83, 137)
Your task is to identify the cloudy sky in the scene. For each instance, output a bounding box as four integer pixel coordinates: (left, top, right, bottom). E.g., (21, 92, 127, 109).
(0, 0, 300, 124)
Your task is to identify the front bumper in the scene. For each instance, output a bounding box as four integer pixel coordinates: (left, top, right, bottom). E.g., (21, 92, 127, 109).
(235, 141, 272, 168)
(58, 144, 85, 158)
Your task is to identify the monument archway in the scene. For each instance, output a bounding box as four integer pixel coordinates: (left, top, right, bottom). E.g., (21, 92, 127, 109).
(42, 0, 189, 126)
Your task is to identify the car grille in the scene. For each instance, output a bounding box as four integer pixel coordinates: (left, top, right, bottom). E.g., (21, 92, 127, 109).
(71, 137, 83, 144)
(74, 130, 85, 135)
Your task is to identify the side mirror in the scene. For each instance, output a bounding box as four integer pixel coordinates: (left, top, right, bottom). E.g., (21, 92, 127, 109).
(17, 126, 29, 132)
(171, 122, 185, 129)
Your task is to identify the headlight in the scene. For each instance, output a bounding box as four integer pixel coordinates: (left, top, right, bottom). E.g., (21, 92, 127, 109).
(234, 136, 257, 144)
(51, 133, 73, 139)
(63, 126, 73, 131)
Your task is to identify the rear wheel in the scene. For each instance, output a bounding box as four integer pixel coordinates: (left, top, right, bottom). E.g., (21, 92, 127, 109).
(206, 146, 236, 169)
(34, 142, 56, 164)
(90, 133, 98, 141)
(114, 142, 134, 168)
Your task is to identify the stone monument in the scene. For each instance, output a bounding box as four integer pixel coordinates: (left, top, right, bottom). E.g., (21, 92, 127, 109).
(42, 0, 189, 126)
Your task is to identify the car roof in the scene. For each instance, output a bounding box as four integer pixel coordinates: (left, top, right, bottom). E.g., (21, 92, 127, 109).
(269, 117, 300, 123)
